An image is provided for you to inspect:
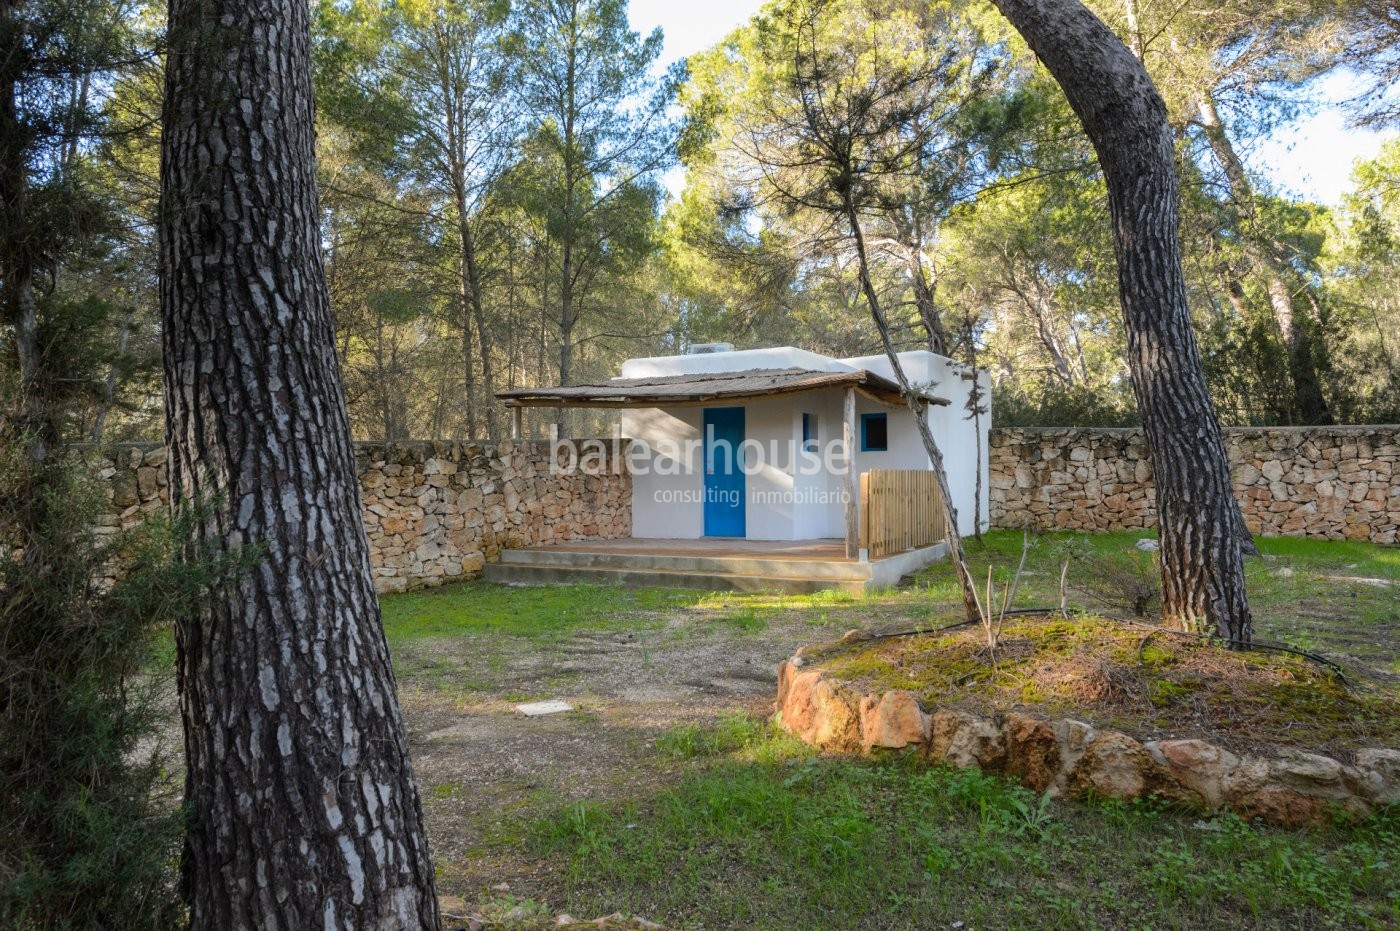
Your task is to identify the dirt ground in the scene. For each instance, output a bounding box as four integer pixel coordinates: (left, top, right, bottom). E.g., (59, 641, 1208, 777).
(397, 606, 837, 903)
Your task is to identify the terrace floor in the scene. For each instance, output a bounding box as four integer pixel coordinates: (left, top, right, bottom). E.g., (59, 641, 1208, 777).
(482, 536, 948, 594)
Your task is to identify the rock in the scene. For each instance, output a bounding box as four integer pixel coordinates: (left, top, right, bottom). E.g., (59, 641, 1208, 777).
(1072, 731, 1152, 800)
(1230, 783, 1328, 827)
(809, 678, 863, 752)
(777, 661, 822, 735)
(1354, 748, 1400, 805)
(859, 690, 928, 752)
(132, 465, 159, 500)
(1134, 538, 1159, 552)
(1003, 713, 1062, 792)
(1271, 749, 1348, 800)
(779, 666, 864, 751)
(1051, 719, 1097, 790)
(1151, 739, 1239, 808)
(928, 709, 1005, 770)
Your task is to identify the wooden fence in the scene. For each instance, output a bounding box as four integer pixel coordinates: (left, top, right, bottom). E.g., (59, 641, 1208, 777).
(859, 469, 946, 558)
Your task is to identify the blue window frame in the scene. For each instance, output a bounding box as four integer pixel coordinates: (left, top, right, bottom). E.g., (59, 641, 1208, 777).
(860, 412, 888, 452)
(801, 412, 818, 452)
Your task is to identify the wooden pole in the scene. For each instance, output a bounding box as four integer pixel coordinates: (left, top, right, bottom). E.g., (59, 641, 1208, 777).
(843, 386, 858, 558)
(511, 406, 523, 440)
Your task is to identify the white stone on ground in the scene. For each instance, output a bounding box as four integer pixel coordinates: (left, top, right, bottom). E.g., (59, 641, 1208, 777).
(516, 699, 573, 717)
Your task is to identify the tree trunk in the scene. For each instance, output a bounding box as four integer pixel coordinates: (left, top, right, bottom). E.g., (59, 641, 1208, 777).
(89, 311, 134, 444)
(894, 215, 948, 355)
(160, 1, 440, 927)
(989, 0, 1254, 644)
(458, 239, 480, 438)
(0, 0, 56, 568)
(458, 220, 498, 440)
(557, 235, 575, 439)
(1, 0, 42, 452)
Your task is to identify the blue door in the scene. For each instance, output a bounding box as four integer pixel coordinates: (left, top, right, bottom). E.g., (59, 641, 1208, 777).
(703, 407, 746, 537)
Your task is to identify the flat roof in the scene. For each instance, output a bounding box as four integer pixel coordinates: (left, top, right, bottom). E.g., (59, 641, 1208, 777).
(496, 367, 950, 409)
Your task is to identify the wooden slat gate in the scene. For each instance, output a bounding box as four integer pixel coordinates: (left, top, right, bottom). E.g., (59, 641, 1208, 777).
(859, 469, 946, 558)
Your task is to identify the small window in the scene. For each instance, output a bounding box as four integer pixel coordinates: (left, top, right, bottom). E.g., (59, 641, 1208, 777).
(802, 412, 818, 452)
(860, 413, 888, 452)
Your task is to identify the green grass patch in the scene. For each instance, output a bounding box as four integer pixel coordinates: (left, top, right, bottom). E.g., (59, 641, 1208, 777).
(526, 722, 1400, 930)
(379, 581, 705, 642)
(655, 713, 772, 760)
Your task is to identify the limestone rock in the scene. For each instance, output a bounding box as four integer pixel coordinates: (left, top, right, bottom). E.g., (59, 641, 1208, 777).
(1003, 713, 1062, 792)
(859, 690, 929, 752)
(1151, 739, 1239, 808)
(928, 709, 1005, 770)
(779, 666, 866, 753)
(809, 678, 863, 752)
(1354, 748, 1400, 805)
(1071, 731, 1152, 800)
(1270, 749, 1349, 800)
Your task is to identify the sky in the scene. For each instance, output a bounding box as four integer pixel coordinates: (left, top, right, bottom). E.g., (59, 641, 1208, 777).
(628, 0, 1394, 209)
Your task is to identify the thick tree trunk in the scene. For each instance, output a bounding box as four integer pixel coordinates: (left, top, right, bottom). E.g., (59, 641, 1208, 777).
(1194, 95, 1332, 426)
(160, 1, 439, 927)
(989, 0, 1254, 644)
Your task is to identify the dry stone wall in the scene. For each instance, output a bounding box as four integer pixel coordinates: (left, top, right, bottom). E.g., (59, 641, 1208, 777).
(989, 426, 1400, 543)
(777, 656, 1400, 827)
(94, 440, 631, 593)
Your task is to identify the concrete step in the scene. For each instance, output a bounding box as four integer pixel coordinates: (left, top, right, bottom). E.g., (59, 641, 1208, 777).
(480, 560, 868, 595)
(497, 547, 873, 581)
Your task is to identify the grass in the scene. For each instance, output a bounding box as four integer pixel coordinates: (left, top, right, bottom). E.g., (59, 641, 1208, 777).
(527, 718, 1400, 930)
(903, 530, 1399, 670)
(817, 612, 1400, 753)
(373, 532, 1399, 926)
(379, 581, 706, 643)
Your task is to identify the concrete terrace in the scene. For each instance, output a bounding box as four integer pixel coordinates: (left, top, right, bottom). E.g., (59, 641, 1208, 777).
(482, 537, 949, 594)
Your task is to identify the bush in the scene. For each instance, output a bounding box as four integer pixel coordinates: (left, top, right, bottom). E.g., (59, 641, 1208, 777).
(0, 446, 246, 930)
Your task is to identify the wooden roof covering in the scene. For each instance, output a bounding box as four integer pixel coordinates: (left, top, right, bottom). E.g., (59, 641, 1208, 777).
(496, 367, 950, 409)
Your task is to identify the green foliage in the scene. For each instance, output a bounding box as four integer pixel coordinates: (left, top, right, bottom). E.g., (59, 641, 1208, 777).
(0, 449, 253, 929)
(655, 713, 769, 760)
(527, 722, 1400, 929)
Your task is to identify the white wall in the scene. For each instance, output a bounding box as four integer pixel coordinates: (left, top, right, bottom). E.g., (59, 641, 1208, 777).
(620, 347, 990, 541)
(844, 351, 991, 536)
(624, 395, 806, 541)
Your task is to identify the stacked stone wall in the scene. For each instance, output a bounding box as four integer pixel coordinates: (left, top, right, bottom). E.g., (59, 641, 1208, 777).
(93, 439, 631, 592)
(989, 426, 1399, 543)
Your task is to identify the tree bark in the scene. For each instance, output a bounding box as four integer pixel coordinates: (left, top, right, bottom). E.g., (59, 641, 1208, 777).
(989, 0, 1254, 644)
(0, 0, 45, 463)
(160, 1, 439, 927)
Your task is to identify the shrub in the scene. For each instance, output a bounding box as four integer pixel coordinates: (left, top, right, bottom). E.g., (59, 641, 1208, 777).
(0, 445, 246, 930)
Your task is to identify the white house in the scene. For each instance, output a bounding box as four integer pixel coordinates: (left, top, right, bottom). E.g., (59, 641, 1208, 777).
(500, 345, 989, 555)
